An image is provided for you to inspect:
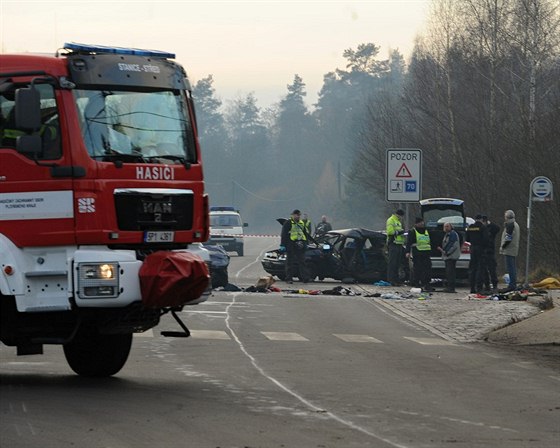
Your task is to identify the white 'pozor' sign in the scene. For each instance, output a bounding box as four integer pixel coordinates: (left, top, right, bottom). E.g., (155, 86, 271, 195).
(386, 148, 422, 202)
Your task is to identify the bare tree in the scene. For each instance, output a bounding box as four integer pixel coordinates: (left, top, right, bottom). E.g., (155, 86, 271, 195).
(510, 0, 560, 153)
(351, 0, 560, 272)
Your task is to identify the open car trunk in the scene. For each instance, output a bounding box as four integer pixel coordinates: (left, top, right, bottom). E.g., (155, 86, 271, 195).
(420, 198, 467, 257)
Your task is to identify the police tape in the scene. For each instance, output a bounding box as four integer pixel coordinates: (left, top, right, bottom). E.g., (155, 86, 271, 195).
(209, 234, 280, 238)
(245, 234, 280, 238)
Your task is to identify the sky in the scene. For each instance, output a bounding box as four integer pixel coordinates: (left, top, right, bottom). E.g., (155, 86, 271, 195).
(0, 0, 429, 108)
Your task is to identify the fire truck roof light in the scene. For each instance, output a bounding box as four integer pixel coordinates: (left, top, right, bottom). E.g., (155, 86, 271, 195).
(63, 42, 175, 59)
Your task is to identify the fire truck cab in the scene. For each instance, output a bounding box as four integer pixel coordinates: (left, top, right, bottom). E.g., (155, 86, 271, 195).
(0, 43, 209, 376)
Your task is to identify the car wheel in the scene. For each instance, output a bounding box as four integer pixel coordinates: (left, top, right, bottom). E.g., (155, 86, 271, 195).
(237, 245, 244, 256)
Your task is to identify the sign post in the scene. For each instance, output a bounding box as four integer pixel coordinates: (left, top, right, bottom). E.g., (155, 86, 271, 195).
(525, 176, 553, 287)
(386, 148, 422, 203)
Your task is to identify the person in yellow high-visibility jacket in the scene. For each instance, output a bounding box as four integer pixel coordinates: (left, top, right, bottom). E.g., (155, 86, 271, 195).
(280, 209, 310, 284)
(386, 209, 406, 285)
(405, 217, 434, 292)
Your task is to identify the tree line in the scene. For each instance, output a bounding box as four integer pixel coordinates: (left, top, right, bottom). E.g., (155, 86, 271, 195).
(194, 0, 559, 276)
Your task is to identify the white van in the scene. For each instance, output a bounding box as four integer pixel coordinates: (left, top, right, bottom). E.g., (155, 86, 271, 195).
(208, 207, 248, 256)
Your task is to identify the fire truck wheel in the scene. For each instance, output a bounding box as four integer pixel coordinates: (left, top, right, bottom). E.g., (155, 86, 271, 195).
(63, 330, 133, 377)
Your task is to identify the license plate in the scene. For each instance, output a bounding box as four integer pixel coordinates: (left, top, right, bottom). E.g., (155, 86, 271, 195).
(144, 231, 175, 243)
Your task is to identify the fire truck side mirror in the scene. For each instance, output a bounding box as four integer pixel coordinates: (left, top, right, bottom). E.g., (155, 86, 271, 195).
(15, 86, 42, 156)
(17, 135, 42, 156)
(15, 86, 41, 131)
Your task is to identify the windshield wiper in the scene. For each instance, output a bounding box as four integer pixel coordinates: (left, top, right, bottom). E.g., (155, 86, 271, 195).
(143, 155, 187, 163)
(92, 148, 148, 163)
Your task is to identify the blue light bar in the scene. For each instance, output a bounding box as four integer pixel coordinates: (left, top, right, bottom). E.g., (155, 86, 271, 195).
(63, 42, 175, 59)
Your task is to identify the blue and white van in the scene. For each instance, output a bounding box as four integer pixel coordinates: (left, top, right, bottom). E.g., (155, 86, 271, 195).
(207, 207, 248, 256)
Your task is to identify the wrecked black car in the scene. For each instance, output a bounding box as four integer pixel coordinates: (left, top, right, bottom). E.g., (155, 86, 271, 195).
(261, 227, 388, 283)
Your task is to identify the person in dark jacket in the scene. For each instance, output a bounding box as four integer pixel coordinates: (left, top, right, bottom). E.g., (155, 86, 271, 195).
(405, 217, 434, 292)
(482, 215, 500, 291)
(466, 214, 488, 294)
(280, 209, 309, 283)
(315, 215, 333, 237)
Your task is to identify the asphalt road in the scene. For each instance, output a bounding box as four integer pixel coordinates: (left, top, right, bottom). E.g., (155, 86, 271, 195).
(1, 236, 558, 448)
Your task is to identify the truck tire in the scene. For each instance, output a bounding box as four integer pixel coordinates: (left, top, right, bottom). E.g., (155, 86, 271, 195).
(63, 329, 132, 377)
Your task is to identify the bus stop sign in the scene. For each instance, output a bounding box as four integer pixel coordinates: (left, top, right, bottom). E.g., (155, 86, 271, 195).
(530, 176, 553, 202)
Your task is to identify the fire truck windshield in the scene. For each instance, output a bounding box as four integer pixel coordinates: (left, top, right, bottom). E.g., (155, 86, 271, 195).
(74, 89, 196, 163)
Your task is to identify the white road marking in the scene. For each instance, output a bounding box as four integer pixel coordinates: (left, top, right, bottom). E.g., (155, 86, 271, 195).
(235, 244, 275, 279)
(512, 361, 536, 369)
(4, 362, 51, 366)
(204, 301, 249, 305)
(333, 334, 384, 343)
(481, 351, 504, 359)
(181, 310, 228, 314)
(223, 291, 410, 448)
(190, 330, 231, 340)
(404, 337, 456, 346)
(395, 409, 517, 433)
(261, 332, 309, 341)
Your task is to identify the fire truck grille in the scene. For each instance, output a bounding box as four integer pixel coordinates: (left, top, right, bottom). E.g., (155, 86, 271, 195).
(114, 192, 193, 231)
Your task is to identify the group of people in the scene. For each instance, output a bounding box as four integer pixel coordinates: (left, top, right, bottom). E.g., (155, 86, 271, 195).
(386, 209, 521, 293)
(279, 207, 521, 292)
(466, 210, 520, 293)
(386, 209, 437, 290)
(279, 210, 333, 284)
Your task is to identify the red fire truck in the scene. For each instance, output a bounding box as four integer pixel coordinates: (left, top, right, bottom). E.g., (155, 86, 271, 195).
(0, 43, 210, 376)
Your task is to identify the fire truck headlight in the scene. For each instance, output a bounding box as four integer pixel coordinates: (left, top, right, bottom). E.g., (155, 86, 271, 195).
(78, 262, 119, 298)
(99, 264, 115, 279)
